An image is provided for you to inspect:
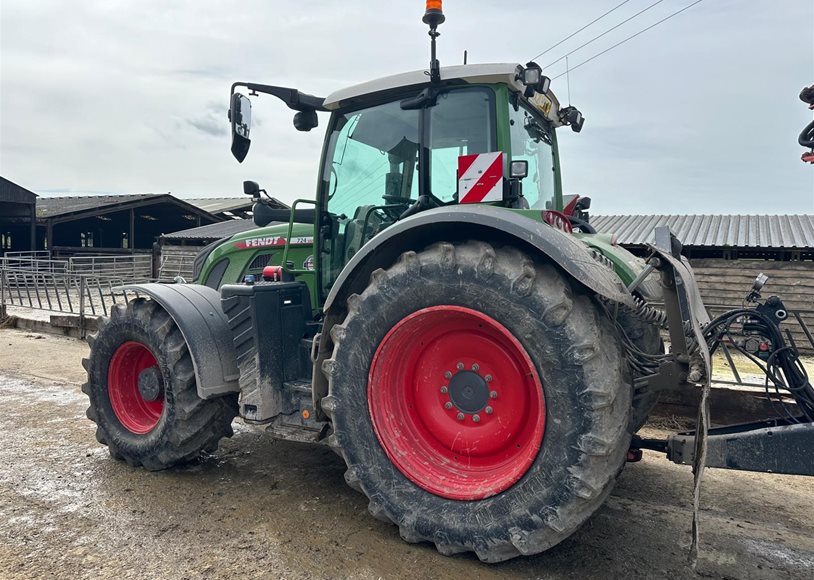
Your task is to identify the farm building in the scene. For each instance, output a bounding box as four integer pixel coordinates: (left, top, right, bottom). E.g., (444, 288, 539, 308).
(592, 215, 814, 260)
(36, 194, 221, 255)
(593, 214, 814, 352)
(0, 176, 37, 254)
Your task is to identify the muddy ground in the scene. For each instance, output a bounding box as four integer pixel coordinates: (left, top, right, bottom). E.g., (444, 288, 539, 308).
(0, 328, 812, 579)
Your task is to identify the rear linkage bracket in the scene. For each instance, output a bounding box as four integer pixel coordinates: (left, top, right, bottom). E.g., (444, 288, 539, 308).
(627, 226, 711, 398)
(626, 227, 814, 477)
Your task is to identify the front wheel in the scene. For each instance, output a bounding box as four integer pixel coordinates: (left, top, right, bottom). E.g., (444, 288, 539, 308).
(321, 241, 633, 562)
(82, 298, 237, 470)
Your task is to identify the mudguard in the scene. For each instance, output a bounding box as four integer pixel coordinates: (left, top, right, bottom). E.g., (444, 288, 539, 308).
(116, 283, 240, 399)
(323, 204, 636, 313)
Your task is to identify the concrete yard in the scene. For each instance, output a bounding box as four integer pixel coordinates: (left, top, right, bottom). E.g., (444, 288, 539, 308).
(0, 328, 812, 579)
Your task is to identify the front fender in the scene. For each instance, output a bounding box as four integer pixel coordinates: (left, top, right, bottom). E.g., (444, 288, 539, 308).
(323, 205, 635, 313)
(117, 283, 240, 399)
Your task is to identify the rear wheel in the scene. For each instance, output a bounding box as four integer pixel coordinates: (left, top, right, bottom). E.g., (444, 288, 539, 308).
(321, 241, 633, 562)
(82, 298, 238, 470)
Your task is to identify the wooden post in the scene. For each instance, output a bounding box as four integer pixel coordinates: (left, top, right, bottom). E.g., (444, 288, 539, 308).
(152, 240, 161, 280)
(29, 204, 36, 251)
(129, 208, 135, 254)
(46, 221, 53, 253)
(78, 275, 86, 339)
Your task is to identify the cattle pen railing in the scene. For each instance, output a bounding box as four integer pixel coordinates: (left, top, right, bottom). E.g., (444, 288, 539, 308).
(1, 254, 811, 384)
(0, 253, 153, 338)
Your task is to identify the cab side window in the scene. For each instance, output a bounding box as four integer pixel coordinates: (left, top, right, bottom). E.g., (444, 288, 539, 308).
(509, 103, 556, 209)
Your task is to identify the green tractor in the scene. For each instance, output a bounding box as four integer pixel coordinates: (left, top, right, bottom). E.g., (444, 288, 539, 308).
(82, 2, 814, 562)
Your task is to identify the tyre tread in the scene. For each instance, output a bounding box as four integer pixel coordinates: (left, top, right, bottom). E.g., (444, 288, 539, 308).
(324, 240, 633, 562)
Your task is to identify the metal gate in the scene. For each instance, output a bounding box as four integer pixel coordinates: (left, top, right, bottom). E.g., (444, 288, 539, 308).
(0, 253, 152, 337)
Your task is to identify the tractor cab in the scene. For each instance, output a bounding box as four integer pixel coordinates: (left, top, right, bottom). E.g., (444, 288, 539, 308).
(223, 1, 587, 302)
(228, 61, 585, 300)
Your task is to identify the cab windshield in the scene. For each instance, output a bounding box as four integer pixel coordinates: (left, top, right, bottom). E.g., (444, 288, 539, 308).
(321, 87, 494, 293)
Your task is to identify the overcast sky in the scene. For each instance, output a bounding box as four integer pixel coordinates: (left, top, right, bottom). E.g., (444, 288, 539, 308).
(1, 0, 813, 214)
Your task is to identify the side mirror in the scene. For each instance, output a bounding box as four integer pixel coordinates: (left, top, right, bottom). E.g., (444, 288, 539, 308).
(229, 93, 252, 162)
(510, 160, 529, 179)
(575, 196, 591, 211)
(243, 180, 261, 196)
(293, 110, 318, 132)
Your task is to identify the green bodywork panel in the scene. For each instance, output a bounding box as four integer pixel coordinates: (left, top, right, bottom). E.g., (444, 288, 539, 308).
(508, 209, 648, 287)
(195, 221, 319, 310)
(575, 233, 645, 287)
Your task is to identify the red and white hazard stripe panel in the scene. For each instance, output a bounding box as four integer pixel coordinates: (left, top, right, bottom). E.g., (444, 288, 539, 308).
(457, 152, 504, 204)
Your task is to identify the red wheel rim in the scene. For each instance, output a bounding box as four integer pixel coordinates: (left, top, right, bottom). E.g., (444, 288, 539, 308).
(108, 341, 164, 434)
(368, 306, 545, 500)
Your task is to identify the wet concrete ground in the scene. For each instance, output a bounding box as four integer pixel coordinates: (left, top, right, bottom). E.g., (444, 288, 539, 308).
(0, 328, 812, 579)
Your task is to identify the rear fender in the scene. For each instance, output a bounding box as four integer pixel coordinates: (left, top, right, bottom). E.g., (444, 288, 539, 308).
(313, 205, 635, 411)
(323, 205, 635, 313)
(116, 283, 240, 399)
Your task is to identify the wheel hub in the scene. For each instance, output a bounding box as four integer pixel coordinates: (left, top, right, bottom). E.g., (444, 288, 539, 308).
(368, 305, 546, 500)
(137, 366, 164, 402)
(447, 370, 488, 413)
(108, 341, 164, 434)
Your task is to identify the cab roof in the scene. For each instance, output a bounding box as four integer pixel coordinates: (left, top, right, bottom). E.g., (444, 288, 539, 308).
(323, 62, 563, 126)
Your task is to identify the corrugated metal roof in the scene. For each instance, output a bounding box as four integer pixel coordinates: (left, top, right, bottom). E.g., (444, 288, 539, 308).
(37, 194, 163, 218)
(592, 215, 814, 249)
(1, 176, 38, 204)
(162, 219, 262, 241)
(36, 193, 220, 222)
(183, 197, 288, 215)
(183, 198, 253, 214)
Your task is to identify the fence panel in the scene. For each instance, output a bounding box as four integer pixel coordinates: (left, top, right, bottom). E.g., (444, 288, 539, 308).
(68, 254, 152, 280)
(157, 246, 199, 281)
(0, 254, 155, 337)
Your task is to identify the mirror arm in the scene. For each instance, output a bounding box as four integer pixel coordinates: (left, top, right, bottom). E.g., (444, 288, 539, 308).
(231, 82, 327, 112)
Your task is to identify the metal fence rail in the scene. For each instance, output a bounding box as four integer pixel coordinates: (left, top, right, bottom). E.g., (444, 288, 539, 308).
(0, 252, 152, 278)
(2, 251, 51, 260)
(0, 256, 70, 273)
(0, 254, 153, 337)
(0, 266, 136, 325)
(68, 254, 152, 278)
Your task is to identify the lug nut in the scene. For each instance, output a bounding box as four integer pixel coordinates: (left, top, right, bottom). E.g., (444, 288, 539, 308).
(456, 412, 465, 421)
(484, 375, 493, 383)
(456, 362, 464, 370)
(472, 414, 481, 423)
(472, 363, 479, 371)
(444, 371, 452, 379)
(485, 406, 493, 414)
(444, 402, 453, 410)
(489, 390, 498, 399)
(440, 386, 448, 394)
